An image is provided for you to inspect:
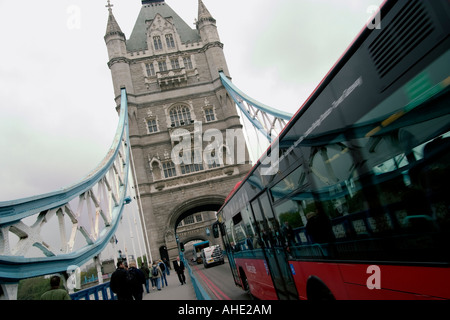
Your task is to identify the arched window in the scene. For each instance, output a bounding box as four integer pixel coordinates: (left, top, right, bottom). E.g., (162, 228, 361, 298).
(153, 36, 163, 50)
(162, 161, 177, 178)
(169, 105, 192, 127)
(165, 34, 175, 48)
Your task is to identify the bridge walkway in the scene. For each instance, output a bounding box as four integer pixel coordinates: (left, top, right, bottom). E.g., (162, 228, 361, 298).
(143, 270, 196, 300)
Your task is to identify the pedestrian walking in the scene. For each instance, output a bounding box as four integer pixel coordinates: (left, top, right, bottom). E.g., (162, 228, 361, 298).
(110, 260, 132, 300)
(158, 259, 168, 287)
(150, 260, 163, 291)
(173, 256, 186, 285)
(140, 262, 150, 294)
(163, 257, 171, 276)
(128, 260, 146, 300)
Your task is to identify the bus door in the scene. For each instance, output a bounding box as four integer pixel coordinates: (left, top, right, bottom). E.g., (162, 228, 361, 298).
(214, 220, 241, 287)
(251, 192, 299, 300)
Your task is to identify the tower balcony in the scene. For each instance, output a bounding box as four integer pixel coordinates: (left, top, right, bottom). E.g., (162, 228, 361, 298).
(157, 68, 188, 89)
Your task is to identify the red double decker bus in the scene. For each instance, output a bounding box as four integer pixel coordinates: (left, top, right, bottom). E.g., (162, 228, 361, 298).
(214, 0, 450, 300)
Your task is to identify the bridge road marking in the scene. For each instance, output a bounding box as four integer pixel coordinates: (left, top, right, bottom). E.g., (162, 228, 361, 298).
(192, 265, 231, 300)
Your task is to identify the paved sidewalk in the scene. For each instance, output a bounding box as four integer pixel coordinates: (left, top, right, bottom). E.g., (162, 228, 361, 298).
(143, 271, 197, 300)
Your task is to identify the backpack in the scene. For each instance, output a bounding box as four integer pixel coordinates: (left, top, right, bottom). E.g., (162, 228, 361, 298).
(159, 262, 166, 272)
(152, 266, 159, 277)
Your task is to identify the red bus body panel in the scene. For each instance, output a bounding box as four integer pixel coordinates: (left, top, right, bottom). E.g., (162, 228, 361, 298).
(235, 258, 278, 300)
(235, 258, 450, 300)
(291, 261, 450, 300)
(338, 263, 450, 300)
(289, 261, 348, 300)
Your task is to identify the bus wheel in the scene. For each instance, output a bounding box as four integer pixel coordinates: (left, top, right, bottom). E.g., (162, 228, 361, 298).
(239, 268, 250, 290)
(239, 268, 255, 300)
(306, 276, 335, 301)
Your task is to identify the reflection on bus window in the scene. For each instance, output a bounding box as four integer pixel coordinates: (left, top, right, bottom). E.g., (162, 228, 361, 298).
(268, 69, 450, 263)
(227, 205, 259, 252)
(271, 165, 308, 201)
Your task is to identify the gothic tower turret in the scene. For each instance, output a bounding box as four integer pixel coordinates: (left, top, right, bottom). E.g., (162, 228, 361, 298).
(197, 0, 219, 43)
(104, 2, 134, 99)
(196, 0, 230, 79)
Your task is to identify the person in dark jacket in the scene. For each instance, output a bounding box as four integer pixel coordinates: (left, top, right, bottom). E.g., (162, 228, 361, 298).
(110, 260, 132, 300)
(128, 260, 146, 300)
(173, 256, 186, 285)
(140, 262, 150, 294)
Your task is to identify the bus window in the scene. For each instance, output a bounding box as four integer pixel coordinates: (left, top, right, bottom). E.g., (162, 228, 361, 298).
(273, 199, 306, 245)
(252, 193, 282, 248)
(297, 59, 450, 263)
(231, 207, 257, 251)
(270, 165, 308, 202)
(308, 142, 370, 239)
(224, 219, 236, 251)
(251, 197, 271, 249)
(232, 215, 247, 251)
(241, 205, 257, 250)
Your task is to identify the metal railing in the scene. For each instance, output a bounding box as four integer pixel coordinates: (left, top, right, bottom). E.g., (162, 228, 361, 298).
(70, 281, 116, 300)
(181, 253, 211, 300)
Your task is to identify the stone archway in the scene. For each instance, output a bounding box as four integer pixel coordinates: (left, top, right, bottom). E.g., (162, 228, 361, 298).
(164, 194, 225, 260)
(168, 194, 225, 231)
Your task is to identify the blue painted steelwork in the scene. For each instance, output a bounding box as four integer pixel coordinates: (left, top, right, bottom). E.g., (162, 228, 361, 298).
(0, 90, 128, 225)
(181, 253, 211, 300)
(0, 89, 130, 282)
(219, 71, 293, 142)
(70, 281, 116, 300)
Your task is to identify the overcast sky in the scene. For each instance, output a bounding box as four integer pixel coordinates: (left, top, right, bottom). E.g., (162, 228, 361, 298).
(0, 0, 383, 201)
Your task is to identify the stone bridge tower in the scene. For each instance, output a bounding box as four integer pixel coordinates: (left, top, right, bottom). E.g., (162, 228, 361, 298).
(105, 0, 252, 261)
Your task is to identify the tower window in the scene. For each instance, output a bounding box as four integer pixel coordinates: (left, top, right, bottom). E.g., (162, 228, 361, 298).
(165, 34, 175, 48)
(147, 119, 158, 133)
(206, 150, 221, 169)
(158, 61, 168, 72)
(162, 161, 177, 178)
(153, 36, 163, 50)
(170, 58, 180, 70)
(146, 63, 156, 76)
(169, 105, 192, 127)
(183, 215, 195, 225)
(183, 56, 193, 70)
(180, 150, 204, 175)
(204, 107, 215, 122)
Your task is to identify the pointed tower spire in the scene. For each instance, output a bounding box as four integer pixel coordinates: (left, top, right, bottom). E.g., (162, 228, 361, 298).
(196, 0, 219, 44)
(195, 0, 229, 78)
(105, 0, 124, 38)
(104, 0, 133, 98)
(198, 0, 216, 24)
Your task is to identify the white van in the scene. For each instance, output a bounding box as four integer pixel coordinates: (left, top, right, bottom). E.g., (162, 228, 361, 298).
(201, 245, 224, 268)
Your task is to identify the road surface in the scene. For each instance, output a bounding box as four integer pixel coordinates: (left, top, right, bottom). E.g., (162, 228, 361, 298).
(187, 254, 252, 300)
